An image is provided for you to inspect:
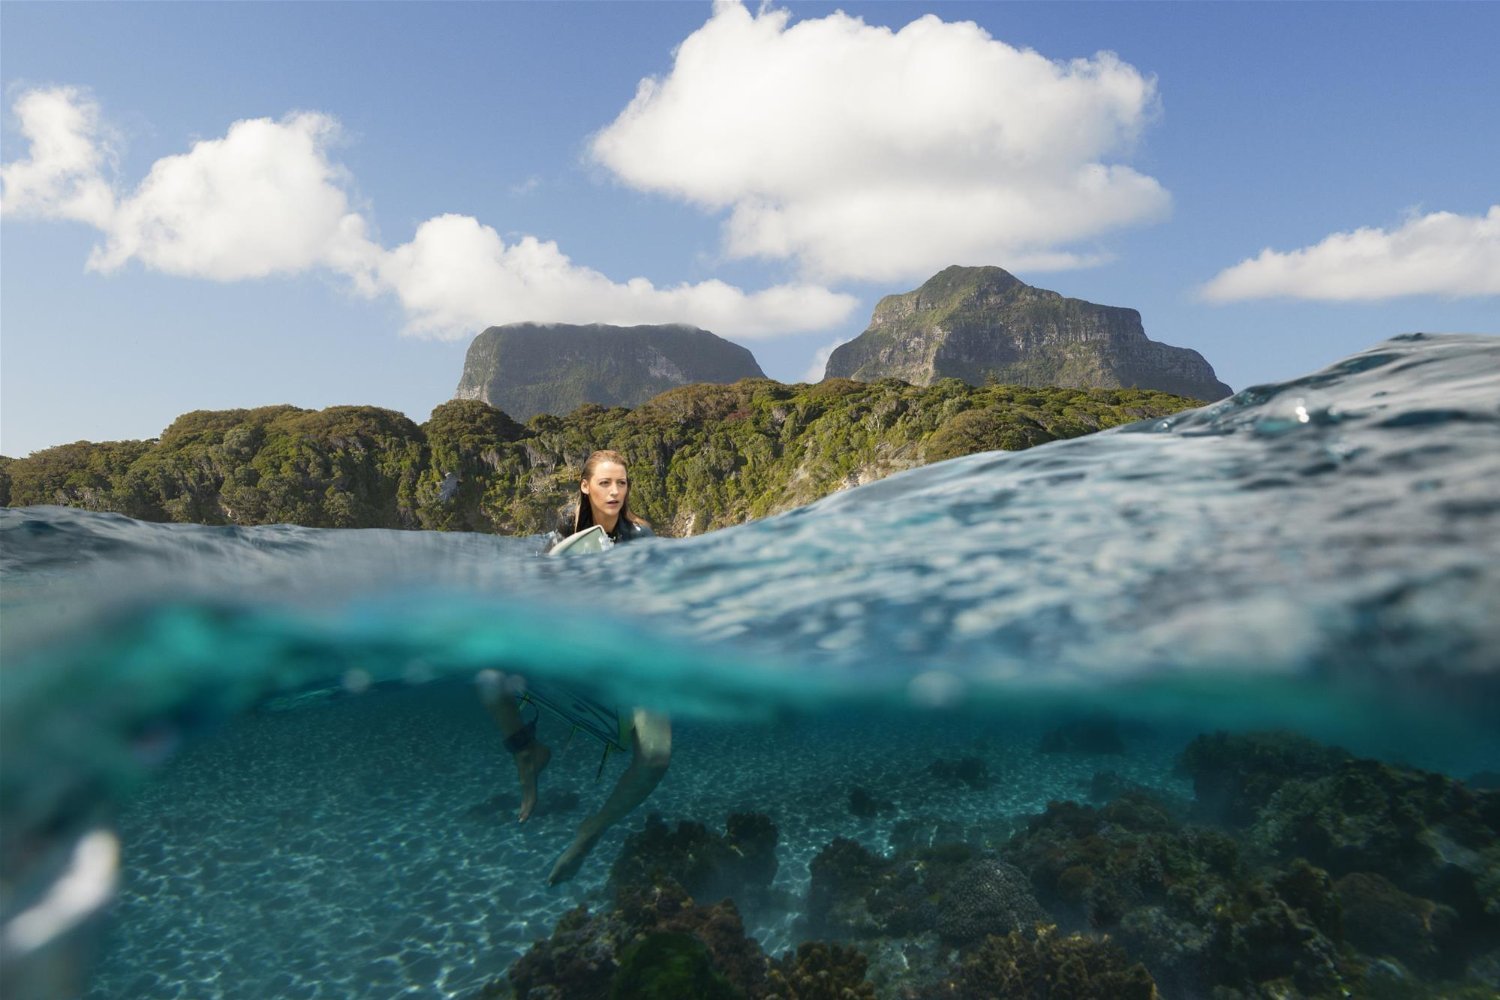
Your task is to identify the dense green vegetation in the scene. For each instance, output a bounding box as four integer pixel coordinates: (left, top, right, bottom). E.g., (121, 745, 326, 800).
(2, 379, 1198, 536)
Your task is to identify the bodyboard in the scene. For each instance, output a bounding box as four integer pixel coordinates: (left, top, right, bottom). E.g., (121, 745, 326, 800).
(550, 523, 609, 555)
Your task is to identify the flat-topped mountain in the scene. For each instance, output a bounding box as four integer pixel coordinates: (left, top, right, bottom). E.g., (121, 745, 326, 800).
(455, 322, 766, 420)
(824, 266, 1232, 401)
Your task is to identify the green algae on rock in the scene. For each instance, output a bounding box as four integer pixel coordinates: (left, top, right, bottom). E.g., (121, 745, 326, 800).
(946, 924, 1160, 1000)
(487, 877, 876, 1000)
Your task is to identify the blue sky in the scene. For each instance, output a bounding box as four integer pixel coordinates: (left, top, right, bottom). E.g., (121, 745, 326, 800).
(3, 1, 1496, 459)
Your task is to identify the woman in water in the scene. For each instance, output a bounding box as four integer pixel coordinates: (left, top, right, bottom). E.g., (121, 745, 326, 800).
(550, 448, 655, 545)
(480, 450, 669, 885)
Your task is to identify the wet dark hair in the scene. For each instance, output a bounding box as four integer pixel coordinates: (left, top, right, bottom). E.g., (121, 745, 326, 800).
(572, 450, 648, 534)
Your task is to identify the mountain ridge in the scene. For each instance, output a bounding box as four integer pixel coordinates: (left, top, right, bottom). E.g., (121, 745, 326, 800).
(826, 265, 1232, 401)
(456, 322, 766, 420)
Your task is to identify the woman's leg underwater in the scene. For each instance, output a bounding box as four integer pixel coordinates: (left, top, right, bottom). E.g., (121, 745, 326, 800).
(477, 671, 551, 823)
(547, 708, 671, 886)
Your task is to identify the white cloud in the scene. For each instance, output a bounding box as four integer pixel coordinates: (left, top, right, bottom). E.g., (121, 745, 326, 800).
(590, 2, 1169, 282)
(1202, 207, 1500, 302)
(801, 338, 849, 383)
(91, 112, 384, 283)
(508, 175, 542, 196)
(378, 213, 855, 340)
(1, 86, 856, 340)
(0, 86, 117, 228)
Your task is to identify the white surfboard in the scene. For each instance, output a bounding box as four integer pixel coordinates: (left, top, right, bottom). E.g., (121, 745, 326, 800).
(549, 523, 610, 555)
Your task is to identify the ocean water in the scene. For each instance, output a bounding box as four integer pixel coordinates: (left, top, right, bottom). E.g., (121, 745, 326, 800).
(2, 333, 1498, 998)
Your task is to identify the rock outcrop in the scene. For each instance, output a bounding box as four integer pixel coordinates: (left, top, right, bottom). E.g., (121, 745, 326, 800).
(455, 322, 765, 420)
(825, 266, 1232, 401)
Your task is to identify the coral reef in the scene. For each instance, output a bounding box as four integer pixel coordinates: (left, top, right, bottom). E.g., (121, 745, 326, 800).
(493, 877, 877, 1000)
(803, 838, 935, 941)
(608, 812, 780, 914)
(1167, 731, 1500, 996)
(932, 859, 1049, 947)
(497, 882, 766, 999)
(1179, 731, 1500, 928)
(1003, 791, 1352, 997)
(495, 904, 620, 1000)
(1335, 872, 1458, 974)
(609, 931, 741, 1000)
(765, 942, 878, 1000)
(944, 925, 1159, 999)
(1247, 759, 1500, 916)
(1176, 730, 1352, 828)
(493, 732, 1500, 1000)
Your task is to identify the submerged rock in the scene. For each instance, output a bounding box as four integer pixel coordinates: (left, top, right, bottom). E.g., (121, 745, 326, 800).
(492, 729, 1500, 1000)
(1003, 792, 1353, 997)
(803, 838, 1057, 956)
(942, 924, 1160, 999)
(1336, 872, 1459, 975)
(491, 878, 876, 1000)
(1179, 731, 1500, 925)
(803, 838, 934, 941)
(765, 942, 877, 1000)
(610, 931, 741, 1000)
(608, 812, 780, 914)
(1176, 730, 1353, 829)
(933, 859, 1048, 947)
(1248, 759, 1500, 918)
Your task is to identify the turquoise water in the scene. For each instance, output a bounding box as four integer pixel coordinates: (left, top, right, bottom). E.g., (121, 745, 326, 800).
(2, 333, 1498, 998)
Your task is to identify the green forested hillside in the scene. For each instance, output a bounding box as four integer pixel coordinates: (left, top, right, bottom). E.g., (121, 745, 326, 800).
(1, 379, 1200, 536)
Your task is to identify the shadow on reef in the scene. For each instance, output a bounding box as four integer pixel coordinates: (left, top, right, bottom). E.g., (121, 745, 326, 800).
(479, 732, 1500, 1000)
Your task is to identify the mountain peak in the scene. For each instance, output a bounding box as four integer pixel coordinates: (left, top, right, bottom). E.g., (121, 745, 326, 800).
(455, 322, 766, 421)
(828, 266, 1231, 402)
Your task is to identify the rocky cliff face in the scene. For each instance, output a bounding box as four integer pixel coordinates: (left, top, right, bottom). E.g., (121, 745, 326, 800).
(825, 266, 1232, 401)
(455, 323, 766, 420)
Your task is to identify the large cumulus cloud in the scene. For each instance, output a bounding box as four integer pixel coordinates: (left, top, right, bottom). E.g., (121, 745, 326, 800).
(590, 2, 1170, 282)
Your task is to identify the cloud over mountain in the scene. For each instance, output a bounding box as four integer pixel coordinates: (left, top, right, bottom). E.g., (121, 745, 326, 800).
(591, 2, 1169, 282)
(378, 213, 853, 339)
(1203, 207, 1500, 302)
(0, 86, 855, 340)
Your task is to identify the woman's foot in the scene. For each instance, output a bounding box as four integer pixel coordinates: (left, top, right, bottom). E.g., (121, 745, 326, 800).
(513, 743, 551, 823)
(547, 821, 602, 885)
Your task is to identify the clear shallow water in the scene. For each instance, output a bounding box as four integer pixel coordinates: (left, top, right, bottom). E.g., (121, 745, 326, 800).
(2, 333, 1499, 998)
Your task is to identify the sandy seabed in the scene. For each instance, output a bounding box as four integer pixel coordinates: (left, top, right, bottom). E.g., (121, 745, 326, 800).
(86, 679, 1192, 1000)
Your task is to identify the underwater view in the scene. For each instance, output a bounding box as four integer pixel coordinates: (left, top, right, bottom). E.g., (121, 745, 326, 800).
(3, 333, 1500, 999)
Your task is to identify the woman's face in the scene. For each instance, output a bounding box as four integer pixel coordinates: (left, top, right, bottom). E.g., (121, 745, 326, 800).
(582, 461, 629, 523)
